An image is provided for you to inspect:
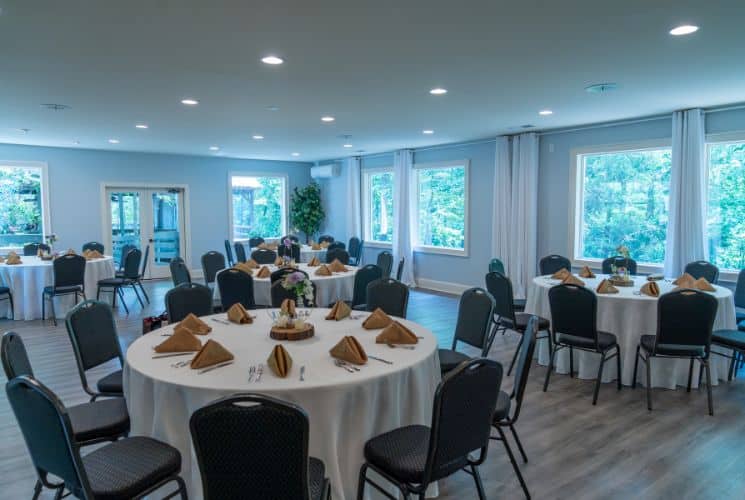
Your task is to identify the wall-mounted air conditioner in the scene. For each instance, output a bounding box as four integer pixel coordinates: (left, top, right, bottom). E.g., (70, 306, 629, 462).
(310, 163, 341, 179)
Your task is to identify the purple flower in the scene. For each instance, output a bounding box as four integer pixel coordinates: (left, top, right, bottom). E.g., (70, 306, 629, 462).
(283, 238, 291, 248)
(287, 271, 305, 285)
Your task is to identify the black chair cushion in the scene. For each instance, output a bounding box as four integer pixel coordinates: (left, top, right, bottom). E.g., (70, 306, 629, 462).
(492, 390, 512, 422)
(639, 334, 705, 357)
(308, 457, 327, 500)
(557, 331, 617, 351)
(98, 278, 132, 287)
(499, 313, 549, 332)
(83, 436, 181, 500)
(68, 398, 130, 442)
(97, 370, 123, 394)
(437, 349, 471, 374)
(43, 285, 83, 294)
(712, 330, 745, 350)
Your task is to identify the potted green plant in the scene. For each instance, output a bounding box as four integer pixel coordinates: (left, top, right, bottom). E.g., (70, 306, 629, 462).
(290, 182, 325, 243)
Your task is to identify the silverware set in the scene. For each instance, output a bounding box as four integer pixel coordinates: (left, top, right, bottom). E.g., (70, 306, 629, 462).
(211, 317, 230, 325)
(300, 365, 306, 381)
(198, 361, 234, 374)
(368, 355, 393, 365)
(248, 364, 264, 382)
(334, 359, 359, 372)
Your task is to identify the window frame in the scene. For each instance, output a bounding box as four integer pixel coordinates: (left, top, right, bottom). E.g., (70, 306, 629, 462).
(361, 166, 394, 248)
(227, 171, 289, 242)
(412, 159, 470, 257)
(0, 160, 51, 253)
(568, 140, 671, 273)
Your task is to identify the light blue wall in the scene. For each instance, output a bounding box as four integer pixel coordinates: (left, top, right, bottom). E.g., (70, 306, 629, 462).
(0, 143, 312, 269)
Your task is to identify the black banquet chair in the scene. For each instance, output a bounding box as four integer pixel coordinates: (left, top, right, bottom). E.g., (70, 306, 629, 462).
(201, 251, 226, 287)
(348, 237, 363, 265)
(278, 242, 301, 261)
(539, 254, 571, 276)
(357, 358, 502, 500)
(282, 234, 300, 243)
(684, 260, 720, 283)
(252, 248, 277, 264)
(345, 264, 383, 309)
(601, 255, 638, 275)
(165, 283, 214, 323)
(632, 289, 718, 415)
(326, 248, 350, 265)
(224, 239, 235, 267)
(376, 251, 394, 278)
(169, 257, 192, 287)
(233, 241, 247, 263)
(734, 269, 745, 328)
(6, 376, 187, 500)
(327, 241, 345, 252)
(318, 235, 334, 244)
(437, 288, 495, 376)
(396, 257, 405, 281)
(96, 247, 144, 314)
(23, 242, 50, 256)
(217, 267, 256, 310)
(190, 393, 330, 500)
(544, 284, 621, 405)
(42, 253, 87, 326)
(82, 241, 105, 254)
(248, 236, 265, 249)
(488, 258, 505, 274)
(363, 278, 409, 318)
(0, 285, 13, 320)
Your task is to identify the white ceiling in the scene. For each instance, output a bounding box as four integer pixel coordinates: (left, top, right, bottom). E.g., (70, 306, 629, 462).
(1, 0, 744, 162)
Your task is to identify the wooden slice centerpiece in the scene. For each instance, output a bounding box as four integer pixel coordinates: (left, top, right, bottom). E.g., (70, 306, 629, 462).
(270, 323, 315, 341)
(608, 276, 634, 287)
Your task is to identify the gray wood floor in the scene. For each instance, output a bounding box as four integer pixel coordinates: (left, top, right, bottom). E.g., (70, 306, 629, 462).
(1, 281, 744, 499)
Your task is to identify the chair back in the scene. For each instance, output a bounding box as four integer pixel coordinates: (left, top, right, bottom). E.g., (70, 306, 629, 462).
(352, 265, 383, 306)
(270, 268, 315, 307)
(326, 248, 350, 265)
(278, 243, 301, 261)
(318, 235, 334, 243)
(655, 289, 718, 351)
(121, 247, 142, 280)
(201, 251, 226, 285)
(327, 241, 345, 252)
(82, 242, 104, 254)
(735, 269, 745, 309)
(453, 288, 495, 353)
(684, 260, 720, 283)
(248, 237, 265, 249)
(165, 284, 214, 323)
(548, 284, 599, 348)
(251, 248, 277, 264)
(119, 244, 136, 269)
(224, 240, 235, 267)
(1, 331, 34, 379)
(601, 256, 637, 275)
(424, 359, 502, 483)
(6, 377, 91, 498)
(65, 300, 123, 372)
(169, 257, 192, 286)
(348, 237, 361, 257)
(488, 258, 505, 274)
(23, 242, 50, 256)
(396, 257, 405, 281)
(485, 271, 516, 324)
(140, 244, 150, 278)
(217, 269, 256, 310)
(190, 393, 314, 500)
(366, 278, 409, 318)
(510, 316, 539, 422)
(376, 251, 394, 278)
(233, 242, 247, 263)
(52, 254, 86, 289)
(539, 254, 571, 276)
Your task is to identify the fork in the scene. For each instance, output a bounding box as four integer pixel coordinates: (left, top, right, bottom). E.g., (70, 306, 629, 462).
(337, 359, 361, 372)
(255, 364, 264, 382)
(333, 359, 355, 373)
(299, 365, 306, 382)
(248, 365, 256, 382)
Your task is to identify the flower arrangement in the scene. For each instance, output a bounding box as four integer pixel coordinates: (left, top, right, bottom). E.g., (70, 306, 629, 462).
(612, 245, 631, 281)
(281, 271, 314, 305)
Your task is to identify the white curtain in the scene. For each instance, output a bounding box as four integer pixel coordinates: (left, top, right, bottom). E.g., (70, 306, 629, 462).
(664, 109, 707, 277)
(392, 149, 416, 286)
(491, 133, 539, 299)
(345, 156, 362, 240)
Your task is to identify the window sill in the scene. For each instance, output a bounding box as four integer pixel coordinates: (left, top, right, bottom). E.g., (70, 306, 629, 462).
(364, 241, 392, 249)
(415, 245, 468, 258)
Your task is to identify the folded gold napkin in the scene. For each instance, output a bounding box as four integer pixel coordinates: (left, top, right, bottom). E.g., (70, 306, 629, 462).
(233, 262, 254, 275)
(66, 249, 77, 256)
(83, 249, 104, 260)
(693, 277, 716, 292)
(280, 298, 297, 317)
(190, 340, 234, 369)
(227, 303, 253, 324)
(246, 259, 259, 269)
(267, 344, 292, 377)
(551, 268, 571, 280)
(154, 327, 202, 353)
(325, 300, 351, 321)
(562, 274, 585, 287)
(5, 254, 22, 265)
(274, 256, 283, 266)
(376, 321, 418, 344)
(363, 308, 393, 329)
(315, 264, 332, 276)
(329, 259, 348, 272)
(329, 336, 367, 365)
(579, 266, 596, 278)
(673, 273, 696, 288)
(640, 281, 660, 297)
(307, 256, 321, 267)
(178, 313, 212, 335)
(311, 243, 322, 251)
(596, 279, 619, 294)
(256, 266, 271, 278)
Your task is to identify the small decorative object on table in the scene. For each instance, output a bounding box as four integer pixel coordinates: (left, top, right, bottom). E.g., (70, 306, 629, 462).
(609, 244, 634, 287)
(270, 309, 315, 340)
(281, 238, 300, 266)
(276, 270, 314, 307)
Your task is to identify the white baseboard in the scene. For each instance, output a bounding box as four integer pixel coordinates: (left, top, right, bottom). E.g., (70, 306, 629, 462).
(415, 277, 471, 296)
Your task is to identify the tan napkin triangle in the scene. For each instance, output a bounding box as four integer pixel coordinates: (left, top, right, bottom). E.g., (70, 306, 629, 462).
(315, 264, 332, 276)
(244, 259, 258, 269)
(329, 336, 368, 365)
(640, 281, 660, 297)
(227, 303, 253, 324)
(258, 242, 268, 249)
(596, 279, 619, 294)
(256, 266, 271, 278)
(562, 274, 585, 286)
(578, 266, 595, 278)
(363, 308, 393, 329)
(267, 344, 292, 377)
(274, 256, 283, 266)
(329, 259, 348, 272)
(307, 256, 321, 267)
(5, 254, 22, 265)
(178, 313, 212, 335)
(190, 339, 234, 369)
(311, 243, 322, 250)
(325, 300, 352, 321)
(155, 327, 202, 353)
(66, 248, 77, 256)
(376, 321, 418, 344)
(551, 268, 571, 280)
(693, 277, 716, 292)
(673, 273, 696, 288)
(233, 262, 254, 275)
(280, 298, 296, 317)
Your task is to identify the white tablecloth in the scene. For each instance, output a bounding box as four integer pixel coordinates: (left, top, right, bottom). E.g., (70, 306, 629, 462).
(0, 256, 116, 320)
(124, 310, 440, 499)
(300, 245, 327, 263)
(214, 263, 357, 307)
(524, 275, 736, 389)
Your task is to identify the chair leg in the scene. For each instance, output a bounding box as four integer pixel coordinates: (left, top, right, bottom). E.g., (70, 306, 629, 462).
(176, 476, 188, 499)
(728, 352, 736, 382)
(509, 423, 528, 463)
(645, 355, 653, 411)
(53, 488, 64, 500)
(356, 463, 368, 500)
(698, 361, 704, 389)
(496, 426, 531, 499)
(507, 335, 522, 376)
(117, 287, 129, 314)
(131, 284, 145, 308)
(569, 346, 574, 377)
(32, 479, 42, 500)
(687, 357, 694, 392)
(704, 360, 714, 416)
(7, 293, 13, 320)
(615, 347, 622, 391)
(471, 464, 486, 500)
(138, 280, 150, 303)
(632, 345, 640, 389)
(592, 354, 606, 405)
(543, 346, 556, 392)
(48, 293, 57, 326)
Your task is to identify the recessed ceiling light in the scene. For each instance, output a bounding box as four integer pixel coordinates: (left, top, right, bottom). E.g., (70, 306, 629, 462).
(539, 109, 553, 116)
(181, 98, 199, 106)
(429, 88, 447, 95)
(252, 135, 264, 140)
(422, 129, 434, 135)
(321, 116, 335, 122)
(343, 144, 353, 148)
(267, 105, 280, 112)
(108, 139, 120, 144)
(209, 146, 219, 151)
(135, 124, 148, 129)
(670, 25, 699, 36)
(261, 55, 284, 65)
(291, 152, 301, 157)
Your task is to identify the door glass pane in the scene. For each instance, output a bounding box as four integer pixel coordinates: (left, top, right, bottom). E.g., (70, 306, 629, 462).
(110, 192, 140, 264)
(152, 191, 180, 266)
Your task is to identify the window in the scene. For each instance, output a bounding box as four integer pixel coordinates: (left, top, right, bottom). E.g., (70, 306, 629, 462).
(362, 169, 394, 244)
(0, 161, 50, 251)
(413, 161, 468, 254)
(572, 145, 672, 266)
(706, 139, 745, 271)
(230, 174, 287, 240)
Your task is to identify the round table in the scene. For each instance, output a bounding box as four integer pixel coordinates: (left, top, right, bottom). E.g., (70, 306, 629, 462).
(214, 263, 357, 307)
(0, 255, 116, 320)
(124, 309, 440, 499)
(524, 274, 736, 389)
